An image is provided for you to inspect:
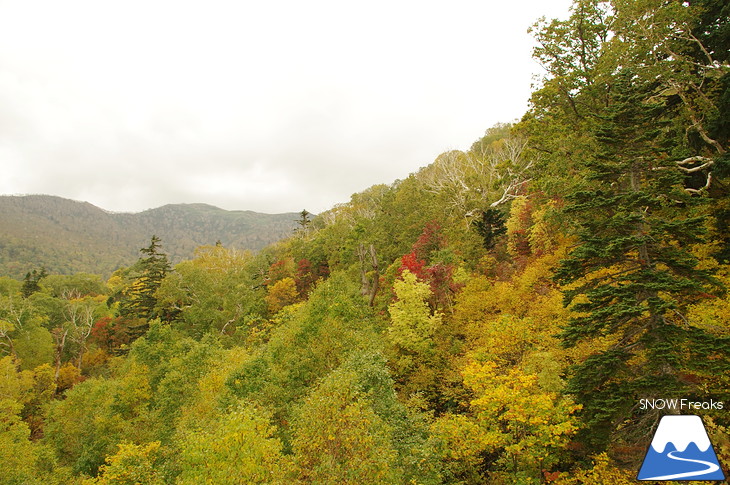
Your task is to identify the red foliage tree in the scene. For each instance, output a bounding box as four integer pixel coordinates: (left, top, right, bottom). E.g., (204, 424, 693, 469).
(295, 258, 329, 296)
(90, 316, 137, 352)
(396, 222, 463, 311)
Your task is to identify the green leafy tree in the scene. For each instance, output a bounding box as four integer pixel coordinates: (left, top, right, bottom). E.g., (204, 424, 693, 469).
(40, 274, 107, 300)
(226, 273, 381, 438)
(0, 295, 54, 370)
(43, 363, 153, 476)
(291, 368, 399, 484)
(291, 352, 440, 484)
(154, 245, 264, 339)
(523, 0, 730, 457)
(0, 277, 21, 298)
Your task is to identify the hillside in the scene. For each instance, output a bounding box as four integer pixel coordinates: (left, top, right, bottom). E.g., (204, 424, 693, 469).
(0, 1, 728, 483)
(0, 195, 300, 278)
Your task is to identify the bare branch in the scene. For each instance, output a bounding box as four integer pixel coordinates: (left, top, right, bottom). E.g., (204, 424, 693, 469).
(490, 179, 532, 207)
(676, 156, 714, 166)
(675, 158, 714, 173)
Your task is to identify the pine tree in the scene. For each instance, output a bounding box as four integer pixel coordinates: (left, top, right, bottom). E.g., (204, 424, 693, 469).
(554, 71, 727, 451)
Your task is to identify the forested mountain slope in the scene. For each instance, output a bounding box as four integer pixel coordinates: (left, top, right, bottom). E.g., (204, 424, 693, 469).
(0, 195, 300, 278)
(0, 0, 728, 483)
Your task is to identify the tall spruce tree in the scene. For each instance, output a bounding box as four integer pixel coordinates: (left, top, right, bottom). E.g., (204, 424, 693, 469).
(120, 236, 170, 322)
(21, 267, 47, 298)
(554, 71, 727, 452)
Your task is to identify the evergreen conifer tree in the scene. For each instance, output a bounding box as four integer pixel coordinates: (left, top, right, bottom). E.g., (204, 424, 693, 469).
(21, 267, 47, 298)
(120, 236, 170, 322)
(295, 209, 311, 235)
(554, 71, 727, 451)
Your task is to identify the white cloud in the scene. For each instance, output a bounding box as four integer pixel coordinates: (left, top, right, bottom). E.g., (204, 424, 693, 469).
(0, 0, 572, 213)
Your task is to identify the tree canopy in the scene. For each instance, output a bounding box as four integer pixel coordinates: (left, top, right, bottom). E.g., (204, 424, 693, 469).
(1, 1, 728, 482)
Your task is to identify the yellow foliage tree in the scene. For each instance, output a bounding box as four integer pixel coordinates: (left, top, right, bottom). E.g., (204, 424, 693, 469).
(176, 347, 250, 430)
(551, 453, 636, 485)
(388, 270, 442, 372)
(83, 441, 165, 485)
(292, 368, 399, 484)
(177, 404, 293, 485)
(0, 400, 44, 485)
(0, 356, 33, 403)
(57, 362, 84, 392)
(265, 277, 299, 315)
(439, 359, 581, 480)
(430, 413, 497, 483)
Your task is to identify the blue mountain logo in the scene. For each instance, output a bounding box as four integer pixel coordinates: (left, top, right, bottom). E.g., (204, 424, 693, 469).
(637, 415, 726, 481)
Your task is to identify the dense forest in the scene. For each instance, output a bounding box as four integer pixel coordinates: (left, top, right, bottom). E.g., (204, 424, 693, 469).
(1, 0, 729, 483)
(0, 195, 300, 279)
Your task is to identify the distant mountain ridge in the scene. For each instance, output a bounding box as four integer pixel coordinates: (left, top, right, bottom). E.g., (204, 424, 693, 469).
(0, 195, 301, 279)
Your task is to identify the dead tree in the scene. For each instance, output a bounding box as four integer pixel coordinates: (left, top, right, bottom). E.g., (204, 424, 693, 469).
(358, 243, 379, 307)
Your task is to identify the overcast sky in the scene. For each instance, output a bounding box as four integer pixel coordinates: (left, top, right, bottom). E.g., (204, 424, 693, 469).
(0, 0, 572, 214)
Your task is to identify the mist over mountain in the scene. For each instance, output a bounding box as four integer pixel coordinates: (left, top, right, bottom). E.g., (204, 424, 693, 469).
(0, 195, 301, 279)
